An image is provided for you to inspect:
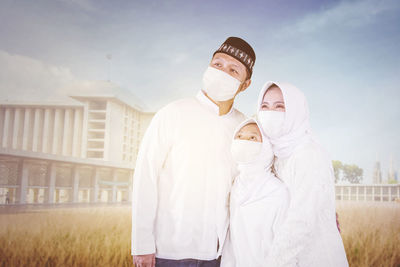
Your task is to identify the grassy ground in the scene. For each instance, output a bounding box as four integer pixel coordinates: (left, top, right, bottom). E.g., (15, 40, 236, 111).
(0, 202, 399, 266)
(337, 202, 400, 267)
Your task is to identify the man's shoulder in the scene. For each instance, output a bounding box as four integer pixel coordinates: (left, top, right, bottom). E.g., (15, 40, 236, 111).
(156, 97, 197, 115)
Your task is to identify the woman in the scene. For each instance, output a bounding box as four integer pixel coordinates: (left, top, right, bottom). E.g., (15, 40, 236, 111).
(221, 118, 290, 267)
(257, 81, 348, 267)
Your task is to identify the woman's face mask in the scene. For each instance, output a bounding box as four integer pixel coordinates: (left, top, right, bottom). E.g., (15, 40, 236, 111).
(258, 85, 286, 138)
(258, 111, 285, 138)
(202, 66, 242, 102)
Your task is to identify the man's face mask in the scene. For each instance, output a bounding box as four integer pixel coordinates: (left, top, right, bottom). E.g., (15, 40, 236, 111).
(202, 66, 241, 102)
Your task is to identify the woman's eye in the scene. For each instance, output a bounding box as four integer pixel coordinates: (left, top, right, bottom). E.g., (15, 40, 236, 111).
(261, 104, 268, 109)
(276, 104, 285, 110)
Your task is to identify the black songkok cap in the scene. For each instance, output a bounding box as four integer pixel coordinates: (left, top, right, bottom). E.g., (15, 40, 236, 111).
(213, 37, 256, 78)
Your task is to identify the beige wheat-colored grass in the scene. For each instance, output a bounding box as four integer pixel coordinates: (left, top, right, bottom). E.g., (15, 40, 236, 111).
(337, 202, 400, 267)
(0, 202, 399, 266)
(0, 206, 133, 266)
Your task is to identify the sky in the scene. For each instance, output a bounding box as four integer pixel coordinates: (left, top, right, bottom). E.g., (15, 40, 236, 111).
(0, 0, 399, 183)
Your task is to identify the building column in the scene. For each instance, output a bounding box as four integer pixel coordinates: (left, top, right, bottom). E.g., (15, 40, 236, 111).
(16, 160, 28, 204)
(389, 186, 392, 202)
(398, 186, 400, 199)
(22, 108, 31, 150)
(364, 186, 367, 202)
(52, 109, 62, 155)
(45, 162, 56, 203)
(32, 108, 41, 152)
(12, 108, 22, 149)
(81, 103, 89, 158)
(90, 168, 99, 203)
(110, 169, 117, 203)
(380, 186, 383, 202)
(42, 108, 51, 153)
(356, 186, 359, 201)
(62, 109, 71, 156)
(2, 108, 11, 148)
(72, 109, 82, 157)
(72, 166, 80, 203)
(372, 186, 375, 201)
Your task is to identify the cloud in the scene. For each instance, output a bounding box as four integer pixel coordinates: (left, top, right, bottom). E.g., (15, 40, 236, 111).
(283, 0, 399, 35)
(0, 50, 78, 103)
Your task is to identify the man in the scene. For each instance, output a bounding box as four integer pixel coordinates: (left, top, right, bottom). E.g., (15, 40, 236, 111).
(132, 37, 256, 267)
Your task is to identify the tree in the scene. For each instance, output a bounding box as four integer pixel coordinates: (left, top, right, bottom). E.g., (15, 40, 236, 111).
(342, 164, 363, 184)
(332, 160, 343, 183)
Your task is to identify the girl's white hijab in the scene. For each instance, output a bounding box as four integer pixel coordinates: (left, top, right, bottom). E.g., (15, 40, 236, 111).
(232, 118, 276, 204)
(257, 81, 313, 159)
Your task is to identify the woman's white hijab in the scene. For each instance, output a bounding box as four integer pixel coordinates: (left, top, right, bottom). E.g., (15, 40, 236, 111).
(231, 118, 275, 204)
(257, 81, 314, 159)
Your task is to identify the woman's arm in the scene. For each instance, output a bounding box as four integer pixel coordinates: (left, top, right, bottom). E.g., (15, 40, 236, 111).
(265, 150, 329, 267)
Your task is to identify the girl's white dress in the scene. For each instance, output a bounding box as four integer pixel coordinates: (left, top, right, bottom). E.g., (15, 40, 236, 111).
(221, 118, 290, 267)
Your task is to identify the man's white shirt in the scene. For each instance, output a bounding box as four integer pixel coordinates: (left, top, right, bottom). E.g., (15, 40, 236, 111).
(131, 91, 246, 260)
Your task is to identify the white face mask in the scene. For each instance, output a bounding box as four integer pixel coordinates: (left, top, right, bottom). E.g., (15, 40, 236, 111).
(231, 139, 262, 164)
(258, 110, 285, 138)
(202, 66, 242, 102)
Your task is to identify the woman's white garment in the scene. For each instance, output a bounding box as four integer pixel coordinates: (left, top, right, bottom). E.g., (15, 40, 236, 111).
(131, 91, 246, 260)
(221, 119, 290, 267)
(257, 82, 348, 267)
(257, 81, 313, 159)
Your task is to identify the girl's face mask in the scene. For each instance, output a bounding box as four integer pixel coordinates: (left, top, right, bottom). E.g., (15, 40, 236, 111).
(231, 139, 263, 164)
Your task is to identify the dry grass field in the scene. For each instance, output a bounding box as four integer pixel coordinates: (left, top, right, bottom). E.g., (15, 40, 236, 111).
(337, 202, 400, 267)
(0, 202, 399, 267)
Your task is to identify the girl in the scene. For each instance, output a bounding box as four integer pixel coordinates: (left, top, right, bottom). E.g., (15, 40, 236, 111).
(221, 118, 290, 267)
(257, 81, 348, 267)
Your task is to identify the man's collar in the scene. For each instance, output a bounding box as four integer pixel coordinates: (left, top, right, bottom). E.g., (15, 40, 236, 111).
(196, 90, 234, 116)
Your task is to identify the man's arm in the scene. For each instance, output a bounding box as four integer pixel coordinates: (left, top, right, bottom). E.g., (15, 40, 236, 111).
(131, 107, 173, 261)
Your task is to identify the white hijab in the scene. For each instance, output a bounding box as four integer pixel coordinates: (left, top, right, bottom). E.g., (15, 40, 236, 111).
(257, 81, 314, 159)
(231, 118, 276, 204)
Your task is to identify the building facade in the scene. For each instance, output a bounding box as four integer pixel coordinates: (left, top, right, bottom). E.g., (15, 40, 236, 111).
(335, 184, 400, 202)
(0, 83, 154, 204)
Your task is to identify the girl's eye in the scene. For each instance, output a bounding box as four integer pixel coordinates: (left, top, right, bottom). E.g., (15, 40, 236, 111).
(250, 136, 255, 140)
(237, 134, 242, 138)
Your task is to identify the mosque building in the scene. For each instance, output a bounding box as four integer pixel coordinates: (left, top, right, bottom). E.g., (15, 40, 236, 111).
(0, 81, 154, 204)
